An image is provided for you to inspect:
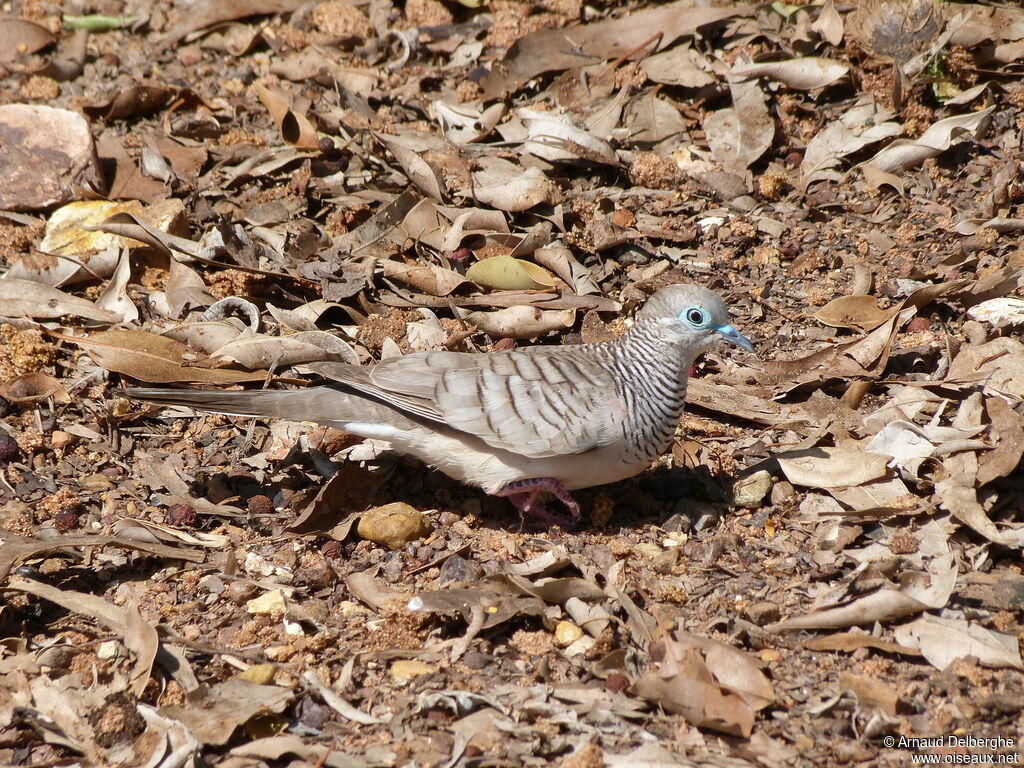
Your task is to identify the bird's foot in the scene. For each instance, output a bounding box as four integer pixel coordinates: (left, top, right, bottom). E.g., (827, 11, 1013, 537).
(496, 478, 580, 529)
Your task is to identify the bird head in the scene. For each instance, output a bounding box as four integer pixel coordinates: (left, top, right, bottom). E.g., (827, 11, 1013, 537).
(638, 284, 754, 354)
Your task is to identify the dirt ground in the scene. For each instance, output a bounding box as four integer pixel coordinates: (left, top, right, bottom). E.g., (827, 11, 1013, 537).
(1, 0, 1024, 766)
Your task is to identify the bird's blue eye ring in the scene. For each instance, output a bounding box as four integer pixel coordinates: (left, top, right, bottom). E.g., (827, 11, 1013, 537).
(683, 307, 706, 327)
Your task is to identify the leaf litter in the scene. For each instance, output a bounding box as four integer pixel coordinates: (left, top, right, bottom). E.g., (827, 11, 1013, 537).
(1, 0, 1024, 766)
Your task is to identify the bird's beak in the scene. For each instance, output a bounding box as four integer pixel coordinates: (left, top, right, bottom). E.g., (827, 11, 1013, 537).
(715, 324, 754, 352)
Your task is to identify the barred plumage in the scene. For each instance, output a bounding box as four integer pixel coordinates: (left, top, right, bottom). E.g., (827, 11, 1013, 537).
(123, 284, 752, 524)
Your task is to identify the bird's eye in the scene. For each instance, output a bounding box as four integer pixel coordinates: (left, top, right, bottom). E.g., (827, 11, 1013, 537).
(685, 307, 706, 326)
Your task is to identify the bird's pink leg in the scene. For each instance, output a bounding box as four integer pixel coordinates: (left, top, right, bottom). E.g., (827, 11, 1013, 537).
(495, 478, 581, 527)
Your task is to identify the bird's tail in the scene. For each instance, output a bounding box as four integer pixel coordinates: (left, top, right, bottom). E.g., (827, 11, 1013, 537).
(119, 386, 412, 433)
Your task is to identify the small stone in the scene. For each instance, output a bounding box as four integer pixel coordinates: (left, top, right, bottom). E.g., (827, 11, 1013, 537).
(438, 553, 482, 584)
(0, 433, 19, 462)
(390, 659, 434, 681)
(555, 620, 584, 647)
(226, 581, 259, 605)
(760, 648, 783, 662)
(97, 640, 122, 660)
(53, 509, 80, 531)
(236, 663, 277, 684)
(50, 430, 75, 450)
(633, 542, 662, 559)
(770, 480, 798, 507)
(605, 673, 630, 693)
(661, 512, 691, 533)
(733, 470, 773, 509)
(744, 601, 780, 625)
(247, 494, 274, 515)
(0, 105, 103, 211)
(80, 473, 113, 492)
(246, 588, 287, 615)
(167, 504, 197, 527)
(889, 534, 918, 555)
(357, 502, 431, 550)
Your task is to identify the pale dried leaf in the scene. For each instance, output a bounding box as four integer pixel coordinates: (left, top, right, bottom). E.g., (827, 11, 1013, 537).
(732, 57, 848, 90)
(705, 79, 773, 174)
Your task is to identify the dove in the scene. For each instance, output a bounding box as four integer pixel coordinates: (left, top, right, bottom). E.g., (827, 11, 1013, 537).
(123, 284, 752, 525)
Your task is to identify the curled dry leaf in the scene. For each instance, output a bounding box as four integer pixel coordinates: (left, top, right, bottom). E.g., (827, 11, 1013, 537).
(518, 109, 618, 165)
(463, 305, 576, 339)
(704, 79, 774, 174)
(632, 631, 769, 737)
(776, 446, 890, 488)
(769, 551, 956, 631)
(377, 133, 446, 202)
(213, 331, 360, 369)
(893, 615, 1024, 671)
(799, 97, 902, 190)
(434, 101, 505, 144)
(254, 83, 319, 150)
(479, 1, 747, 98)
(0, 278, 122, 323)
(471, 157, 558, 212)
(640, 44, 716, 88)
(0, 372, 70, 405)
(812, 0, 844, 46)
(0, 18, 55, 62)
(947, 337, 1024, 400)
(862, 106, 994, 174)
(732, 57, 848, 91)
(533, 244, 601, 295)
(96, 248, 138, 324)
(379, 258, 470, 296)
(954, 217, 1024, 236)
(465, 255, 556, 291)
(69, 328, 266, 384)
(813, 294, 895, 332)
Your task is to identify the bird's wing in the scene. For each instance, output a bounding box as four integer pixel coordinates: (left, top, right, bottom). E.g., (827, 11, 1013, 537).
(433, 347, 626, 458)
(309, 349, 626, 458)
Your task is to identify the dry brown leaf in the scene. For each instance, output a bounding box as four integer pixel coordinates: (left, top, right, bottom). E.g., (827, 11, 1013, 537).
(0, 17, 55, 62)
(463, 306, 576, 339)
(893, 616, 1024, 671)
(799, 96, 902, 190)
(0, 278, 121, 323)
(861, 107, 994, 174)
(377, 133, 446, 202)
(479, 2, 747, 99)
(68, 328, 266, 384)
(161, 679, 294, 746)
(379, 258, 470, 296)
(813, 294, 895, 332)
(471, 157, 559, 212)
(640, 44, 716, 88)
(776, 446, 890, 488)
(812, 0, 844, 46)
(977, 396, 1024, 486)
(466, 255, 556, 291)
(254, 83, 319, 150)
(0, 372, 69, 405)
(632, 630, 769, 738)
(705, 79, 774, 174)
(732, 57, 848, 91)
